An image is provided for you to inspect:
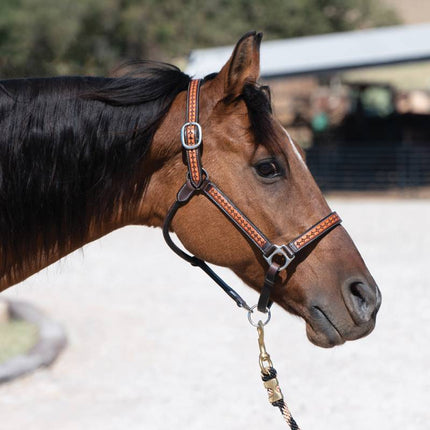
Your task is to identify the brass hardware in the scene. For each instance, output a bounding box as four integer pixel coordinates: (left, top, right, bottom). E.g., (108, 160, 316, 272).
(257, 321, 273, 374)
(257, 321, 284, 403)
(264, 377, 284, 403)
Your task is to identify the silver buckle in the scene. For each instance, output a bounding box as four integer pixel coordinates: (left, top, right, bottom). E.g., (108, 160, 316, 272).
(264, 245, 295, 271)
(181, 122, 202, 150)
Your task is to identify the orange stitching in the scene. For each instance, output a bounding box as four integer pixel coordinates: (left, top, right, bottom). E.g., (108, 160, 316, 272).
(185, 123, 199, 145)
(186, 80, 201, 184)
(187, 125, 195, 145)
(294, 214, 340, 249)
(188, 80, 198, 122)
(207, 187, 267, 248)
(188, 150, 200, 183)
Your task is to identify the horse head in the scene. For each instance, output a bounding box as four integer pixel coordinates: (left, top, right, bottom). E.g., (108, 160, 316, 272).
(149, 32, 381, 348)
(0, 31, 380, 349)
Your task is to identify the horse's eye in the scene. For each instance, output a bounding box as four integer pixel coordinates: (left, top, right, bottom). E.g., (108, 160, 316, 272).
(255, 159, 281, 178)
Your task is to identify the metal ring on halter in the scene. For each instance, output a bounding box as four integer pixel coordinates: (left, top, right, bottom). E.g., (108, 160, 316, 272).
(181, 122, 202, 150)
(264, 244, 295, 271)
(248, 304, 271, 327)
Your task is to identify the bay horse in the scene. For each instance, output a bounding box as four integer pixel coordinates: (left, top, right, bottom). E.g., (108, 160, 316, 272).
(0, 32, 380, 348)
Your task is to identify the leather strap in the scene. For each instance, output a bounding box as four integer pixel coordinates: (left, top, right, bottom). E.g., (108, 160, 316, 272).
(289, 212, 341, 253)
(163, 181, 252, 310)
(258, 262, 280, 312)
(181, 79, 204, 188)
(202, 181, 271, 253)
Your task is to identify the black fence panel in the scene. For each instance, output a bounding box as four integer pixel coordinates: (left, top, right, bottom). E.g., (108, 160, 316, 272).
(306, 144, 430, 191)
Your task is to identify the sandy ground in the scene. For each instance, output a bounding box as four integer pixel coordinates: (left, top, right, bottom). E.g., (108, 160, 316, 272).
(0, 197, 428, 430)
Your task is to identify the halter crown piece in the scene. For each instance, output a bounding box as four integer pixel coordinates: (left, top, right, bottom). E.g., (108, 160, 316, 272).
(163, 79, 342, 313)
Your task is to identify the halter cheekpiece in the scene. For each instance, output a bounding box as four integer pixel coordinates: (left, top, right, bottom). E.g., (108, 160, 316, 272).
(163, 79, 342, 312)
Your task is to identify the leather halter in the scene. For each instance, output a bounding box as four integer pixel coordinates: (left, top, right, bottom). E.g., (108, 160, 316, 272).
(163, 79, 342, 313)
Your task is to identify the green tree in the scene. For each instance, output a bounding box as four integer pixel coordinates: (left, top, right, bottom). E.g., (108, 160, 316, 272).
(0, 0, 400, 77)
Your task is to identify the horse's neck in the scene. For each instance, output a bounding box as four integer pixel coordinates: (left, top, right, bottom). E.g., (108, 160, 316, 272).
(0, 80, 154, 291)
(0, 225, 118, 292)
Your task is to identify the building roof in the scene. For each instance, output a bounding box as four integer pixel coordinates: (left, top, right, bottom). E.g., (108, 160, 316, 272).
(185, 23, 430, 78)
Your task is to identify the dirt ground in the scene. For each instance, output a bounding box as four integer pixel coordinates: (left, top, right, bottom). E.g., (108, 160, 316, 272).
(0, 197, 428, 430)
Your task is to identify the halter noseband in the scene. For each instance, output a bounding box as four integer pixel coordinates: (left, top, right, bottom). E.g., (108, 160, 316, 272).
(163, 79, 341, 313)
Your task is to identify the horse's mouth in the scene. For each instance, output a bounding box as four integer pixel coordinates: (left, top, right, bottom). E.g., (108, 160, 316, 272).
(305, 306, 346, 348)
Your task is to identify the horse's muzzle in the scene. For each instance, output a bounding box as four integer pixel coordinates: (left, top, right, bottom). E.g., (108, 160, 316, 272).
(305, 279, 381, 348)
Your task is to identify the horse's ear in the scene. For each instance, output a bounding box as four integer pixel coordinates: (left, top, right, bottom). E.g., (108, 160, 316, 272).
(215, 31, 262, 98)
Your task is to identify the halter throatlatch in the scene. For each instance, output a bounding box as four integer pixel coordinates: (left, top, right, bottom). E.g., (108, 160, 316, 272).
(163, 79, 342, 313)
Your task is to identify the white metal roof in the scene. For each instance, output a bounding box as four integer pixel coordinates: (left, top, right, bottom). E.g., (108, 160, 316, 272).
(185, 23, 430, 78)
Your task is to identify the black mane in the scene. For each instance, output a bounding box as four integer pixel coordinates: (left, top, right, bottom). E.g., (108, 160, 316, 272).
(0, 62, 190, 277)
(0, 60, 277, 281)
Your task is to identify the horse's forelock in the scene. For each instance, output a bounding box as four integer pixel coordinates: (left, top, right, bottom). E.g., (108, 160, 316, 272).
(242, 83, 281, 154)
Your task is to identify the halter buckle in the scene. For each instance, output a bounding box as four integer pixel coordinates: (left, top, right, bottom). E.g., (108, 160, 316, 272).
(264, 245, 295, 271)
(181, 122, 202, 150)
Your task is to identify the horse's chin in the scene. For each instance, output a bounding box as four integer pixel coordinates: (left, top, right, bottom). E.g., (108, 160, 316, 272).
(305, 321, 345, 348)
(305, 306, 346, 348)
(304, 305, 377, 348)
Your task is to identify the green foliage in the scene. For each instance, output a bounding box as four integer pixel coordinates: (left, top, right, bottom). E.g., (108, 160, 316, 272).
(0, 0, 400, 77)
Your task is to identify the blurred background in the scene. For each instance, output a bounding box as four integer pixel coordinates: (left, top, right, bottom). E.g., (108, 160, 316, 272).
(0, 1, 429, 429)
(0, 0, 402, 77)
(1, 0, 430, 192)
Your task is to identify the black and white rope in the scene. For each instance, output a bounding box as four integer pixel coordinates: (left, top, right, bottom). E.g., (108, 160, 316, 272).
(261, 367, 300, 430)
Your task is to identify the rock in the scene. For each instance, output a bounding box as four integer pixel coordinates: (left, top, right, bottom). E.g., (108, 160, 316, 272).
(0, 300, 67, 384)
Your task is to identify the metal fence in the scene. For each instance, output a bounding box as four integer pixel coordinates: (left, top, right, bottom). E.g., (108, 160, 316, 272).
(306, 143, 430, 191)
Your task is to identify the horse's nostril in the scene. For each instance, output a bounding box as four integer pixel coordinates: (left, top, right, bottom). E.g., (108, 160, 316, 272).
(350, 282, 367, 307)
(343, 280, 379, 324)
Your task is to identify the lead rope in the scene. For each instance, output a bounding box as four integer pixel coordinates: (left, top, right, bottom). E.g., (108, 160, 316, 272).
(249, 309, 301, 429)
